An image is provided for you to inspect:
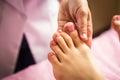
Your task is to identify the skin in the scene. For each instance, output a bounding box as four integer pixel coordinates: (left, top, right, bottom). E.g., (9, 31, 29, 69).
(48, 22, 105, 80)
(58, 0, 93, 47)
(111, 15, 120, 40)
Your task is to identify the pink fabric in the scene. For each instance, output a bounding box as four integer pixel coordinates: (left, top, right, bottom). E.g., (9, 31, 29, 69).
(1, 0, 120, 79)
(2, 60, 55, 80)
(2, 28, 120, 80)
(92, 28, 120, 80)
(24, 0, 59, 62)
(0, 0, 59, 78)
(0, 0, 26, 77)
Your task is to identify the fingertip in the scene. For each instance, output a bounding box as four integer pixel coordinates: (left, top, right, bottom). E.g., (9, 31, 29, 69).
(80, 33, 88, 41)
(86, 37, 92, 48)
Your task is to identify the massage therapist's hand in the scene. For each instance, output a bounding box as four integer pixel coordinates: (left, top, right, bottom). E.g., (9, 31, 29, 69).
(58, 0, 93, 47)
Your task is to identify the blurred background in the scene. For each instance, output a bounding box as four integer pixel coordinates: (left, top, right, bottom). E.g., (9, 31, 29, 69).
(88, 0, 120, 37)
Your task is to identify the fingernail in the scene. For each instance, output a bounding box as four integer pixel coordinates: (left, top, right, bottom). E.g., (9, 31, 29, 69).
(81, 33, 87, 40)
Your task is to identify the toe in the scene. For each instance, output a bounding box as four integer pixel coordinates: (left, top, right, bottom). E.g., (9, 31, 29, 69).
(63, 22, 83, 47)
(48, 52, 60, 67)
(70, 30, 83, 47)
(60, 32, 74, 48)
(53, 32, 69, 53)
(50, 40, 65, 61)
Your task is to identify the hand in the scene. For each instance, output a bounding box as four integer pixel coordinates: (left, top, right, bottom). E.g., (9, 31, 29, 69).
(112, 15, 120, 31)
(111, 15, 120, 40)
(58, 0, 93, 47)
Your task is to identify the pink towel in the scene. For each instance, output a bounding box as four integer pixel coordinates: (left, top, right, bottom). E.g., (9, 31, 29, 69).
(92, 28, 120, 80)
(2, 28, 120, 80)
(2, 60, 55, 80)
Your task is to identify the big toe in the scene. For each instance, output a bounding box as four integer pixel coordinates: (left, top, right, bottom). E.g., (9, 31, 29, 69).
(63, 22, 83, 47)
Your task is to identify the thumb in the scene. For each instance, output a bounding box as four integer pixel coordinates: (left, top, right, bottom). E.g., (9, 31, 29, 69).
(76, 10, 88, 41)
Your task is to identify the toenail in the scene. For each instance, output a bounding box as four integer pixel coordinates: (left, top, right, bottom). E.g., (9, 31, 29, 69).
(55, 32, 60, 37)
(52, 41, 57, 46)
(48, 52, 54, 57)
(66, 25, 75, 32)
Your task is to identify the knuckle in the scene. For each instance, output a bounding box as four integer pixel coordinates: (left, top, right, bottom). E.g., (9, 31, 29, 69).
(80, 9, 88, 16)
(80, 24, 87, 29)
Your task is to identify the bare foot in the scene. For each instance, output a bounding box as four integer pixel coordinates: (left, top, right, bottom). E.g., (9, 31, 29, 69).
(48, 22, 105, 80)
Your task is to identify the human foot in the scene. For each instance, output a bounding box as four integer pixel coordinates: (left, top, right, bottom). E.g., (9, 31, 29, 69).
(48, 22, 105, 80)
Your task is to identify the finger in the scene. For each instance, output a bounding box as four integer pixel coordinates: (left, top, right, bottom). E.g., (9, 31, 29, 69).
(58, 21, 67, 31)
(58, 7, 66, 31)
(76, 9, 88, 41)
(86, 11, 93, 48)
(58, 0, 70, 32)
